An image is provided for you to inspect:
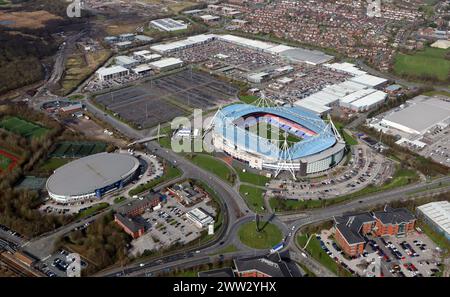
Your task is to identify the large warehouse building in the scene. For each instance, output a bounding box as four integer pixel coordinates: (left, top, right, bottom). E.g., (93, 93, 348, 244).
(417, 201, 450, 240)
(46, 153, 140, 203)
(380, 96, 450, 135)
(211, 104, 346, 177)
(150, 18, 188, 32)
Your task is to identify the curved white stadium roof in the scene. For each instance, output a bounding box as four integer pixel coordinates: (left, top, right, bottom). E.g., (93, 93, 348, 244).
(46, 153, 140, 197)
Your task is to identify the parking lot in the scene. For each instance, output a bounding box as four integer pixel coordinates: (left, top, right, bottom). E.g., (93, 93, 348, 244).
(419, 125, 450, 167)
(319, 228, 443, 277)
(94, 69, 237, 129)
(130, 196, 216, 256)
(268, 143, 394, 200)
(37, 248, 88, 277)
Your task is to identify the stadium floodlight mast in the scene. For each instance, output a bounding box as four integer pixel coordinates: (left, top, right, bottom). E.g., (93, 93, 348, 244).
(274, 132, 297, 180)
(253, 91, 276, 108)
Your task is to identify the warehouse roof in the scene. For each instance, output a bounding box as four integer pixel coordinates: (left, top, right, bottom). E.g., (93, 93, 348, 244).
(115, 55, 138, 65)
(280, 48, 333, 65)
(46, 153, 140, 197)
(96, 66, 129, 77)
(417, 201, 450, 235)
(350, 74, 388, 87)
(383, 96, 450, 134)
(150, 57, 183, 69)
(350, 90, 386, 108)
(324, 62, 367, 76)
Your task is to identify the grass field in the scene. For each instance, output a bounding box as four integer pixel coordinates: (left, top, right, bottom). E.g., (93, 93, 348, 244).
(239, 185, 266, 214)
(235, 167, 270, 187)
(238, 95, 259, 104)
(238, 222, 283, 249)
(113, 196, 126, 204)
(60, 50, 111, 95)
(0, 148, 20, 173)
(0, 116, 48, 139)
(76, 203, 109, 219)
(417, 220, 450, 257)
(297, 234, 352, 277)
(334, 121, 357, 146)
(248, 123, 301, 147)
(38, 158, 71, 172)
(394, 47, 450, 82)
(190, 154, 235, 184)
(0, 154, 11, 170)
(50, 141, 106, 158)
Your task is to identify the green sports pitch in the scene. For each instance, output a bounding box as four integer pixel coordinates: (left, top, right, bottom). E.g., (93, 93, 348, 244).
(246, 123, 302, 148)
(0, 116, 49, 139)
(394, 47, 450, 82)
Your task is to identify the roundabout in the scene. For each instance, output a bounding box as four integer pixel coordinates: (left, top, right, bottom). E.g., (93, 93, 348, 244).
(238, 221, 283, 249)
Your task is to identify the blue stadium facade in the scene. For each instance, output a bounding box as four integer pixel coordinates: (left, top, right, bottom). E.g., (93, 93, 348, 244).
(212, 104, 346, 176)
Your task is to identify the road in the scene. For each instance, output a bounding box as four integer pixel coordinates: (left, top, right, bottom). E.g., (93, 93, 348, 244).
(18, 92, 450, 275)
(96, 177, 450, 277)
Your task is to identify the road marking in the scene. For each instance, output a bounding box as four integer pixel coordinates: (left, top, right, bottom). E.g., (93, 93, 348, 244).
(42, 255, 52, 261)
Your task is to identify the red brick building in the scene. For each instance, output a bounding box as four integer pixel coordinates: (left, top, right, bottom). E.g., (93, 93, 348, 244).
(114, 213, 145, 239)
(334, 213, 375, 257)
(373, 206, 416, 237)
(122, 193, 161, 217)
(334, 207, 416, 256)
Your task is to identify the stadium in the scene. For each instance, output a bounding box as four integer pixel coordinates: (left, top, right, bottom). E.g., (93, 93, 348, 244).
(211, 104, 346, 177)
(46, 152, 140, 203)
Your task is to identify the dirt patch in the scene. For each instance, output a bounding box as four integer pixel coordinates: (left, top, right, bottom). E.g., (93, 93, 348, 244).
(0, 10, 62, 29)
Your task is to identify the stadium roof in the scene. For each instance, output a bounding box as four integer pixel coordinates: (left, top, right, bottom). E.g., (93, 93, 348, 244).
(46, 153, 140, 197)
(417, 201, 450, 236)
(214, 104, 337, 160)
(382, 96, 450, 134)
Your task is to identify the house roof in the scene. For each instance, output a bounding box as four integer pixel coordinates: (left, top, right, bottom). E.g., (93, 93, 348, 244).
(233, 253, 300, 277)
(115, 213, 144, 233)
(334, 212, 375, 245)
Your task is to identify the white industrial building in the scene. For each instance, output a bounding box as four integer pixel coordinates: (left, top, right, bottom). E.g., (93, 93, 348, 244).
(151, 34, 216, 54)
(133, 51, 161, 62)
(149, 57, 183, 71)
(115, 55, 139, 68)
(417, 201, 450, 240)
(150, 33, 332, 64)
(185, 208, 214, 228)
(379, 96, 450, 135)
(96, 66, 129, 81)
(247, 72, 270, 83)
(294, 62, 388, 114)
(131, 64, 152, 75)
(150, 18, 188, 32)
